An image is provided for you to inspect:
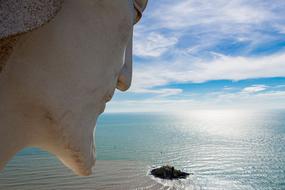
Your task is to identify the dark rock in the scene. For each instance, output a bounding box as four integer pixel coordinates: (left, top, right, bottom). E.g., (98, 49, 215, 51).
(150, 165, 190, 180)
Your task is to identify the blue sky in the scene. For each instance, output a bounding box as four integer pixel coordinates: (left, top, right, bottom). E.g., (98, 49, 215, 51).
(107, 0, 285, 112)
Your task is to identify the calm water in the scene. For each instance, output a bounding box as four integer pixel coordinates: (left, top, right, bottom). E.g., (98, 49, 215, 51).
(0, 110, 285, 189)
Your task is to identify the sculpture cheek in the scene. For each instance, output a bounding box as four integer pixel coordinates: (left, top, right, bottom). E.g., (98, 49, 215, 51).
(118, 16, 133, 44)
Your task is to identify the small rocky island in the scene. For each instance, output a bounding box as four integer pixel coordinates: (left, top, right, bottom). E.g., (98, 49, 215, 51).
(150, 165, 190, 180)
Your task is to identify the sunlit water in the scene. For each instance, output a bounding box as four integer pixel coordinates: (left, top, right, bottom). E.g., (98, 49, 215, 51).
(0, 110, 284, 189)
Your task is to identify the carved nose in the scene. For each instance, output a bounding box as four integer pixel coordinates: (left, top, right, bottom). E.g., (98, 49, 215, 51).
(116, 33, 133, 91)
(117, 65, 132, 91)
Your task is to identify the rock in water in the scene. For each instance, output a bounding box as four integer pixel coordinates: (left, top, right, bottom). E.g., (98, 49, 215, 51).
(150, 165, 190, 180)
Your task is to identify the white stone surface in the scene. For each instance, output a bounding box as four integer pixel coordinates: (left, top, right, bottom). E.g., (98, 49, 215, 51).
(0, 0, 148, 176)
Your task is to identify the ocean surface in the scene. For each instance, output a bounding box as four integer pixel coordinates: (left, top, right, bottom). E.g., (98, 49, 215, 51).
(0, 110, 284, 190)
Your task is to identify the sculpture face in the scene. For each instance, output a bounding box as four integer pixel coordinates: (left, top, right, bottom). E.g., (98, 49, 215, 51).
(0, 0, 147, 176)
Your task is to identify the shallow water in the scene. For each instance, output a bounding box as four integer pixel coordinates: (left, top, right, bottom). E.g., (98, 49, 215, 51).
(0, 110, 285, 189)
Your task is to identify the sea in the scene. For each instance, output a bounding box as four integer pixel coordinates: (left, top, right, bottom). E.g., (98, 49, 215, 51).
(0, 110, 284, 190)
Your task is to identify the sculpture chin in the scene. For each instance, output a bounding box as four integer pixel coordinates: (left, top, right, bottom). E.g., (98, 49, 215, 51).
(50, 103, 108, 176)
(39, 107, 105, 176)
(57, 133, 96, 176)
(39, 118, 97, 176)
(0, 92, 105, 176)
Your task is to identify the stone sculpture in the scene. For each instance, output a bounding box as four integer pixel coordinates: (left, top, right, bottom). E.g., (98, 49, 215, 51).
(0, 0, 148, 176)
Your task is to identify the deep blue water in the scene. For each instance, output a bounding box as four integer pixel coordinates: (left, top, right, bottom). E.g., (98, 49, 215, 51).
(1, 110, 285, 189)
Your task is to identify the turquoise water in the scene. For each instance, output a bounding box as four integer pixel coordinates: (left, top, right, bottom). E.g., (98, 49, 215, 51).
(1, 110, 285, 189)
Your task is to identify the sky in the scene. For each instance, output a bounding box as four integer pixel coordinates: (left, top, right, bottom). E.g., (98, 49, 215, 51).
(107, 0, 285, 112)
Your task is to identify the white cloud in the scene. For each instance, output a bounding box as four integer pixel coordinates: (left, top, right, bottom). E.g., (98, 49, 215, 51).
(151, 0, 273, 30)
(215, 90, 285, 108)
(275, 24, 285, 34)
(130, 52, 285, 92)
(113, 0, 285, 112)
(106, 99, 201, 113)
(132, 88, 183, 97)
(107, 90, 285, 112)
(241, 85, 268, 94)
(134, 32, 178, 57)
(134, 0, 285, 59)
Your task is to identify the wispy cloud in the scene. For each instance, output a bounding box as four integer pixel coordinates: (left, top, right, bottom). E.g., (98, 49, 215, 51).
(109, 0, 285, 111)
(131, 52, 285, 93)
(276, 25, 285, 34)
(241, 85, 268, 94)
(108, 89, 285, 112)
(151, 0, 273, 29)
(131, 88, 183, 97)
(134, 32, 178, 57)
(130, 0, 285, 97)
(136, 0, 285, 58)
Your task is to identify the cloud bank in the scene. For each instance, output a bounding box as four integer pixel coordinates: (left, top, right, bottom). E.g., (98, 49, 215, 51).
(109, 0, 285, 112)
